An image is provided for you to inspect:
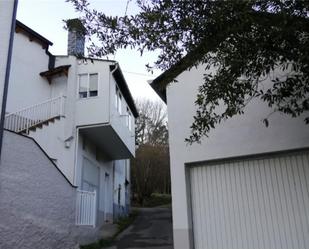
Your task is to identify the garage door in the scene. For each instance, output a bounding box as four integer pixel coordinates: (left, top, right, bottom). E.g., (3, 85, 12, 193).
(189, 151, 309, 249)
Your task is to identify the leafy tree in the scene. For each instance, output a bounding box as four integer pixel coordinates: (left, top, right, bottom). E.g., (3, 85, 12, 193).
(69, 0, 309, 143)
(131, 143, 170, 205)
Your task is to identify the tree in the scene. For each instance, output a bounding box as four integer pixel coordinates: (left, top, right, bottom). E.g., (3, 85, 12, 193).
(131, 99, 170, 205)
(131, 143, 170, 205)
(135, 99, 168, 146)
(69, 0, 309, 143)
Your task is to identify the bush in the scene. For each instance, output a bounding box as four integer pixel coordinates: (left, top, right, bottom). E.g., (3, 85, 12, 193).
(142, 193, 172, 207)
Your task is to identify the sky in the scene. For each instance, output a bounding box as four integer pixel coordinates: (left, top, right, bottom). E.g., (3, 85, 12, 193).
(16, 0, 164, 104)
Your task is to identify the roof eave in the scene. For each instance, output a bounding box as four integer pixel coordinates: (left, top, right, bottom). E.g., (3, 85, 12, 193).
(15, 20, 53, 47)
(110, 65, 139, 118)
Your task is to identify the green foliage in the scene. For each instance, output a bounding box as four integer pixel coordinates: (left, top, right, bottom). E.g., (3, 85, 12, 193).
(131, 100, 170, 206)
(142, 193, 172, 207)
(115, 210, 139, 236)
(131, 143, 170, 206)
(64, 18, 86, 34)
(80, 238, 113, 249)
(69, 0, 309, 143)
(80, 211, 139, 249)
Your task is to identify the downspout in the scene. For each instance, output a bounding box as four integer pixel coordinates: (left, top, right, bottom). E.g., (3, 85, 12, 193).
(46, 50, 55, 70)
(109, 63, 119, 124)
(110, 62, 119, 220)
(73, 126, 80, 186)
(111, 63, 119, 74)
(0, 0, 18, 159)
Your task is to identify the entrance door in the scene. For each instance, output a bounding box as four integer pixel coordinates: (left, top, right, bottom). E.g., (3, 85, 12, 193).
(82, 157, 99, 196)
(104, 172, 110, 221)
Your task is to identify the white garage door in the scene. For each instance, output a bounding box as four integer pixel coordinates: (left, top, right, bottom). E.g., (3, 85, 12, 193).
(189, 151, 309, 249)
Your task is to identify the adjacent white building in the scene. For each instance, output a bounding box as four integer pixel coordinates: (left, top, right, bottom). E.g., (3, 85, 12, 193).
(152, 59, 309, 248)
(4, 19, 137, 228)
(0, 0, 18, 155)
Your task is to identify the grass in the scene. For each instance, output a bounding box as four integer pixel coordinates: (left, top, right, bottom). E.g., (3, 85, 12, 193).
(80, 238, 113, 249)
(114, 210, 139, 236)
(80, 210, 139, 249)
(142, 193, 172, 207)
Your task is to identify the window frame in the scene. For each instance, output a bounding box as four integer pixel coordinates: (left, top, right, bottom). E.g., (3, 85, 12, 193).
(115, 85, 122, 114)
(78, 73, 99, 99)
(126, 106, 132, 131)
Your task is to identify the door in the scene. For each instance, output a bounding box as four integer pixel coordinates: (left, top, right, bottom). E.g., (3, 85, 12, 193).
(82, 157, 99, 192)
(104, 172, 111, 221)
(189, 151, 309, 249)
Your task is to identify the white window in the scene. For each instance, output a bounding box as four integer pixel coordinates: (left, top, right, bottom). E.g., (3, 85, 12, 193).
(78, 73, 98, 98)
(126, 107, 132, 131)
(89, 73, 98, 97)
(115, 85, 122, 114)
(79, 74, 88, 98)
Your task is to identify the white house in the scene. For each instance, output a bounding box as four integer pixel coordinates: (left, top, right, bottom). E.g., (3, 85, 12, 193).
(2, 18, 136, 236)
(151, 56, 309, 248)
(0, 0, 17, 155)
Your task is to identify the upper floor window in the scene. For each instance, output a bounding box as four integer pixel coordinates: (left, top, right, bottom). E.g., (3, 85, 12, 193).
(79, 73, 98, 98)
(126, 107, 132, 131)
(115, 85, 122, 114)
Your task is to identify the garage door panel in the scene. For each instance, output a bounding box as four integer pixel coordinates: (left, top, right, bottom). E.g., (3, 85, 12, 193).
(190, 152, 309, 249)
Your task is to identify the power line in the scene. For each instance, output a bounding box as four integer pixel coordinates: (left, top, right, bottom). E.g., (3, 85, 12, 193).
(123, 70, 155, 77)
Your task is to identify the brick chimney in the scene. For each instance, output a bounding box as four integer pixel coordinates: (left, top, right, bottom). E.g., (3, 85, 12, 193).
(65, 19, 86, 57)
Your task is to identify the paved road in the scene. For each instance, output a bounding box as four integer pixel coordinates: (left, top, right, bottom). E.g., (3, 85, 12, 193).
(112, 207, 173, 249)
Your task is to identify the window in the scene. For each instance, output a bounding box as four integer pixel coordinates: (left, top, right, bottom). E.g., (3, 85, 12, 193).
(128, 111, 132, 131)
(79, 74, 88, 98)
(89, 74, 98, 97)
(115, 85, 122, 114)
(78, 73, 98, 98)
(126, 107, 132, 131)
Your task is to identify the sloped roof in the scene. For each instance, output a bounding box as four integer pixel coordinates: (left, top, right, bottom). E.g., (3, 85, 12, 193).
(40, 65, 71, 83)
(150, 49, 203, 103)
(15, 20, 53, 48)
(110, 65, 139, 118)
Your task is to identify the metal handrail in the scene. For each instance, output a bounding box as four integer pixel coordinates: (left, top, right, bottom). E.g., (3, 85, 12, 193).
(4, 95, 65, 133)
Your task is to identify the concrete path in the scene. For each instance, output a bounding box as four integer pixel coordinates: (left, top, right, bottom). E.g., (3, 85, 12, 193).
(110, 207, 173, 249)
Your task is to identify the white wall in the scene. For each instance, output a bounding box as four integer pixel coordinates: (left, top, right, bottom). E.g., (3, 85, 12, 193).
(76, 133, 114, 225)
(0, 0, 15, 113)
(29, 117, 76, 183)
(51, 75, 67, 98)
(113, 160, 127, 207)
(75, 59, 110, 126)
(109, 76, 135, 156)
(55, 56, 77, 141)
(166, 64, 309, 249)
(6, 31, 51, 113)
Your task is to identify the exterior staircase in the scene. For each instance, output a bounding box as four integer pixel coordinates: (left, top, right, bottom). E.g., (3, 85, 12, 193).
(4, 96, 65, 134)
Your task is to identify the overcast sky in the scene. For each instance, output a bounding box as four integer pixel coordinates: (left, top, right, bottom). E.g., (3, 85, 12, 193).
(16, 0, 164, 103)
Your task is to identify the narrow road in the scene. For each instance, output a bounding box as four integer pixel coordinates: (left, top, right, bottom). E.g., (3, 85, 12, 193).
(112, 207, 173, 249)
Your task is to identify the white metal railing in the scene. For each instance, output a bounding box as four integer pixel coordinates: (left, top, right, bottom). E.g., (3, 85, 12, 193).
(76, 189, 97, 227)
(4, 96, 65, 133)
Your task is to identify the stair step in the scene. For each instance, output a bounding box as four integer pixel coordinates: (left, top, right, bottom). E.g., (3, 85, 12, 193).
(18, 115, 61, 134)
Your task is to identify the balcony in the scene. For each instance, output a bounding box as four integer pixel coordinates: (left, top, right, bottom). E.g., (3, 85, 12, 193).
(74, 64, 137, 159)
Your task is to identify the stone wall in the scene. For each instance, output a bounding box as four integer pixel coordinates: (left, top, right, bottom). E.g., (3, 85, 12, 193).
(0, 131, 78, 249)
